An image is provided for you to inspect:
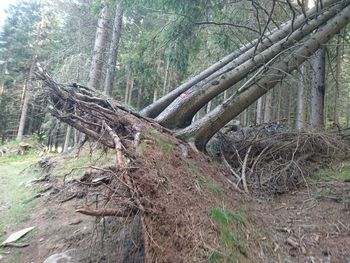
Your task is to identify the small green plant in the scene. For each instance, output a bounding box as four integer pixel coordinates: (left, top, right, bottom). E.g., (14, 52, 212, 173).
(210, 207, 233, 225)
(198, 176, 226, 199)
(209, 207, 248, 261)
(209, 250, 222, 263)
(232, 207, 247, 226)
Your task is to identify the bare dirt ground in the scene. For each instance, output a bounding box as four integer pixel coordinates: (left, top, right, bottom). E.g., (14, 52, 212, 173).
(248, 180, 350, 263)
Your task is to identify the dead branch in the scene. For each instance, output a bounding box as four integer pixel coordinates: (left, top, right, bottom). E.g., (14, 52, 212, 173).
(76, 207, 131, 217)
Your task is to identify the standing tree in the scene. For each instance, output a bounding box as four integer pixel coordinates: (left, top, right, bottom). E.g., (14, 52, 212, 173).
(87, 5, 109, 89)
(104, 2, 124, 96)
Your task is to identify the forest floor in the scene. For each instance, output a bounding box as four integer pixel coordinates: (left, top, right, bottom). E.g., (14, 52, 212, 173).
(0, 145, 349, 263)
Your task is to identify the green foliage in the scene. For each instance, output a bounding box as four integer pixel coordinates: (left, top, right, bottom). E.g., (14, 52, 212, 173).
(210, 207, 233, 225)
(312, 163, 350, 181)
(197, 176, 225, 199)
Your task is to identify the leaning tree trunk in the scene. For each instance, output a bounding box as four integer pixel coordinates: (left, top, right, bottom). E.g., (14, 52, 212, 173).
(88, 6, 109, 90)
(104, 3, 123, 96)
(140, 0, 338, 118)
(176, 4, 350, 150)
(155, 1, 343, 129)
(310, 46, 327, 130)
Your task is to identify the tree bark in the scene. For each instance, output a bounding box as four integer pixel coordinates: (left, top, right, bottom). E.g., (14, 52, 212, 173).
(334, 33, 342, 125)
(176, 4, 350, 150)
(295, 64, 307, 129)
(264, 90, 273, 123)
(88, 6, 109, 90)
(140, 0, 337, 118)
(256, 97, 263, 125)
(128, 76, 134, 105)
(104, 3, 123, 96)
(162, 57, 170, 96)
(310, 46, 326, 130)
(155, 2, 343, 128)
(63, 125, 72, 153)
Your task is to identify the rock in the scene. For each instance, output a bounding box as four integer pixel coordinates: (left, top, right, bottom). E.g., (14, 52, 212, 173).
(43, 250, 78, 263)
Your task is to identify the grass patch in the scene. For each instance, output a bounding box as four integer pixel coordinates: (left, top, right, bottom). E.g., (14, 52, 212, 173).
(312, 163, 350, 181)
(186, 160, 199, 173)
(198, 176, 226, 199)
(209, 207, 248, 262)
(0, 153, 40, 241)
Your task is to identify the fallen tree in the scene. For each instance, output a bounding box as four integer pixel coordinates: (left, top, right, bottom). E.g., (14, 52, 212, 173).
(155, 0, 346, 128)
(141, 0, 340, 122)
(175, 2, 350, 150)
(36, 69, 270, 262)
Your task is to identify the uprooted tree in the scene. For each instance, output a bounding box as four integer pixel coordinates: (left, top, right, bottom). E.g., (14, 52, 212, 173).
(35, 0, 350, 261)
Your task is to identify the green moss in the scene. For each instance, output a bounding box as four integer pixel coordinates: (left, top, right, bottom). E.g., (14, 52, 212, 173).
(150, 129, 173, 154)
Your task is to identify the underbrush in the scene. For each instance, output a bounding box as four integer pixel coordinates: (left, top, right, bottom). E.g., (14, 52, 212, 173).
(218, 126, 350, 195)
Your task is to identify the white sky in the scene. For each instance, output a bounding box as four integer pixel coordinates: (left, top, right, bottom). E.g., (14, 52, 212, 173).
(0, 0, 16, 27)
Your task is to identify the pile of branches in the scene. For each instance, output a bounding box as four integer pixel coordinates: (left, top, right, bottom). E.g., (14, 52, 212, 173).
(219, 124, 350, 195)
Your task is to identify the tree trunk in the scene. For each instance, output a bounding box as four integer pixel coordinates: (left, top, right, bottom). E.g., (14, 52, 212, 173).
(17, 55, 36, 140)
(155, 2, 343, 128)
(124, 75, 130, 104)
(88, 6, 109, 90)
(176, 5, 350, 150)
(104, 4, 123, 96)
(136, 87, 143, 110)
(140, 0, 337, 118)
(310, 46, 326, 130)
(63, 125, 72, 153)
(256, 97, 263, 125)
(128, 76, 134, 105)
(162, 57, 170, 96)
(295, 64, 307, 129)
(264, 90, 273, 123)
(334, 33, 342, 125)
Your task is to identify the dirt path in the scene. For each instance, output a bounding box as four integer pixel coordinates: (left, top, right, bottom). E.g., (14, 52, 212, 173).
(0, 156, 121, 263)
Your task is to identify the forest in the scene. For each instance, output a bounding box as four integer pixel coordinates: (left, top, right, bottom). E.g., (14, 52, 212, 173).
(0, 0, 350, 262)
